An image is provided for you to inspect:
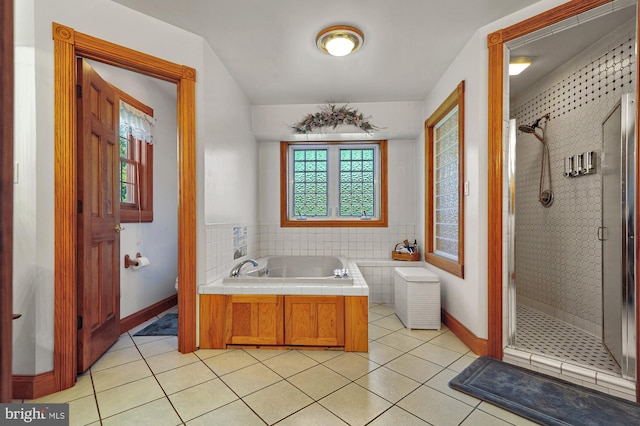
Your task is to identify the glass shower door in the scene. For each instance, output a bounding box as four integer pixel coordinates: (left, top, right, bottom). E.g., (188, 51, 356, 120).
(601, 93, 636, 380)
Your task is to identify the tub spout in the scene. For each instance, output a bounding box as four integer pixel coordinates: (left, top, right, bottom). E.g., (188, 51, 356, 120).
(229, 259, 258, 277)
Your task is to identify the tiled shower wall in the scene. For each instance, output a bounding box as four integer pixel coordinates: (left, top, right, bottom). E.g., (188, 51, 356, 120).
(512, 28, 636, 337)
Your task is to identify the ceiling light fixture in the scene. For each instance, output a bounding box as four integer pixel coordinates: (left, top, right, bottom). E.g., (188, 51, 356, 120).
(316, 25, 364, 57)
(509, 58, 532, 76)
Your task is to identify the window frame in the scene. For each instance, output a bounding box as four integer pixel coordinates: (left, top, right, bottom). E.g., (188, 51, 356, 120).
(425, 81, 465, 277)
(116, 88, 154, 223)
(280, 140, 388, 227)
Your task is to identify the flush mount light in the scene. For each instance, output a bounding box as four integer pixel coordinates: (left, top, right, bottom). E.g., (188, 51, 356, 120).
(316, 25, 364, 57)
(509, 58, 532, 76)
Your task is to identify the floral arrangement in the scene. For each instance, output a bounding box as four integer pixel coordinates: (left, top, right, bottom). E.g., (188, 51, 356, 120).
(290, 103, 381, 134)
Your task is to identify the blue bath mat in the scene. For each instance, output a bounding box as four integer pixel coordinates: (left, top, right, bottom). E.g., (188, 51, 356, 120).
(133, 313, 178, 336)
(449, 356, 640, 425)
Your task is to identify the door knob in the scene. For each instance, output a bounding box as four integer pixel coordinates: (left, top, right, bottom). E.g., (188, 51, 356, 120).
(114, 224, 124, 232)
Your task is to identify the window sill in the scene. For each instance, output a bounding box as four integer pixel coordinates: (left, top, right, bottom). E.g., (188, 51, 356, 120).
(424, 252, 464, 278)
(121, 209, 153, 223)
(280, 217, 387, 228)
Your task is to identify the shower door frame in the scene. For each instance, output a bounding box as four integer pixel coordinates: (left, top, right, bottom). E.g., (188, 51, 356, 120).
(487, 0, 640, 401)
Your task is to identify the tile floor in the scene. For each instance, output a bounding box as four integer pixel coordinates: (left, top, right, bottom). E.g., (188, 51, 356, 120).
(23, 304, 538, 425)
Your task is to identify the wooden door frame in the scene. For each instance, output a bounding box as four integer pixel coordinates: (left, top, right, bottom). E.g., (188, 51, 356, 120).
(0, 0, 14, 404)
(487, 0, 640, 400)
(53, 23, 196, 391)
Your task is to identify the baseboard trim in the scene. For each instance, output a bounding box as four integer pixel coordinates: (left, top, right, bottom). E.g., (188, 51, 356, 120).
(120, 294, 178, 334)
(13, 371, 55, 400)
(441, 309, 488, 356)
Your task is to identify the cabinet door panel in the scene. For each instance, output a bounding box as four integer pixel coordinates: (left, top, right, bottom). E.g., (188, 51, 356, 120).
(225, 295, 284, 345)
(285, 296, 344, 346)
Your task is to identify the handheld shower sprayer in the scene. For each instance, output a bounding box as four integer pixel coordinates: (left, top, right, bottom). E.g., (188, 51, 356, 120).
(518, 113, 553, 207)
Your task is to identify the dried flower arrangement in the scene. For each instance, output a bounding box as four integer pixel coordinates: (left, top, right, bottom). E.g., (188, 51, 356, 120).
(290, 103, 381, 134)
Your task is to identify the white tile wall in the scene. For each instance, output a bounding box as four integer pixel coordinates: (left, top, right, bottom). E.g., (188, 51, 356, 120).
(511, 32, 636, 335)
(204, 223, 260, 284)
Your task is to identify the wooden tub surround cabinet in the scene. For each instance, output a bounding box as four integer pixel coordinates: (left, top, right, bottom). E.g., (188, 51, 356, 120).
(199, 294, 369, 352)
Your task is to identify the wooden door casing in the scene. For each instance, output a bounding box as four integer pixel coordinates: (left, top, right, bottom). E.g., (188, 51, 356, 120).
(225, 295, 284, 345)
(76, 59, 121, 373)
(285, 296, 345, 346)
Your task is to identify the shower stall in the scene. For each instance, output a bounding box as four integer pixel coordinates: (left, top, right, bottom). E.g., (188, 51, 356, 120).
(508, 92, 637, 381)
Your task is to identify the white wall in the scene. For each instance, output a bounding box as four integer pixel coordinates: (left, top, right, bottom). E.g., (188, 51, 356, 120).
(13, 0, 255, 374)
(418, 0, 572, 339)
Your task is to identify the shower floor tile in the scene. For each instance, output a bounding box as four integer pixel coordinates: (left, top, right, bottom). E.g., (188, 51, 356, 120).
(515, 304, 621, 375)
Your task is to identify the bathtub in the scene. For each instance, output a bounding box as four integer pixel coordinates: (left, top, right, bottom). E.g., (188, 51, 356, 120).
(200, 255, 368, 296)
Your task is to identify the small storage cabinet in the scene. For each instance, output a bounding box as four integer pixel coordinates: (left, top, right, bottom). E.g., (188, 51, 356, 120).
(285, 296, 345, 346)
(394, 267, 441, 329)
(225, 295, 284, 345)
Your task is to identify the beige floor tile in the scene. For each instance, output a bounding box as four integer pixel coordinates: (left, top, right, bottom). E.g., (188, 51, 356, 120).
(185, 400, 265, 426)
(277, 402, 348, 425)
(298, 349, 344, 363)
(203, 350, 258, 376)
(448, 354, 479, 373)
(409, 342, 463, 367)
(109, 333, 135, 351)
(477, 402, 540, 426)
(370, 315, 405, 331)
(323, 352, 381, 380)
(396, 326, 446, 342)
(221, 363, 282, 397)
(319, 383, 392, 425)
(243, 380, 313, 424)
(146, 350, 200, 374)
(242, 348, 286, 362)
(460, 408, 512, 426)
(68, 394, 100, 426)
(262, 350, 318, 378)
(169, 378, 238, 422)
(287, 365, 350, 400)
(355, 366, 421, 403)
(385, 353, 443, 382)
(357, 341, 404, 365)
(368, 406, 429, 425)
(369, 304, 396, 317)
(96, 376, 165, 419)
(31, 373, 94, 404)
(397, 385, 474, 426)
(91, 359, 152, 393)
(376, 332, 424, 352)
(367, 311, 384, 323)
(91, 346, 142, 373)
(368, 323, 394, 340)
(430, 332, 471, 354)
(155, 361, 217, 395)
(101, 398, 182, 426)
(193, 348, 229, 361)
(425, 368, 481, 407)
(136, 336, 178, 358)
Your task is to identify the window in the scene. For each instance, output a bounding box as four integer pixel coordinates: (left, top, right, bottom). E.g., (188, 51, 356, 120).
(280, 140, 388, 227)
(118, 91, 154, 222)
(425, 81, 464, 277)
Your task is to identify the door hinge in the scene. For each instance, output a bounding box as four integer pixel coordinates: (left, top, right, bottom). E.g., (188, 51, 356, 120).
(76, 84, 82, 99)
(77, 316, 83, 330)
(78, 200, 83, 214)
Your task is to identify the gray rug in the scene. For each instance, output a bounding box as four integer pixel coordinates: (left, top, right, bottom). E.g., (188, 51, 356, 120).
(449, 356, 640, 426)
(133, 313, 178, 336)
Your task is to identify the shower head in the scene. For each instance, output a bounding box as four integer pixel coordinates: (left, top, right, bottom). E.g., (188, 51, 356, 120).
(518, 124, 536, 133)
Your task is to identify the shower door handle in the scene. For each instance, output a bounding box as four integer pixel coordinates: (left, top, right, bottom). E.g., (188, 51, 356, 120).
(598, 227, 608, 241)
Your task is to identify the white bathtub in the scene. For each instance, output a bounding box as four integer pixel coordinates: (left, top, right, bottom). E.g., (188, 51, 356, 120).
(200, 256, 368, 296)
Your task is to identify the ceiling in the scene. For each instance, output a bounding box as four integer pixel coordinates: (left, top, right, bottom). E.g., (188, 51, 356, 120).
(508, 3, 636, 100)
(112, 0, 541, 105)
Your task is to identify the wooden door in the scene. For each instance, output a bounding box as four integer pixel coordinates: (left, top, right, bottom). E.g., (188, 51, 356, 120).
(285, 296, 344, 346)
(76, 58, 121, 372)
(225, 295, 284, 345)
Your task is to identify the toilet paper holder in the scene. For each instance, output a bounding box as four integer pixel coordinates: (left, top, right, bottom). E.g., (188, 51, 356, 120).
(125, 252, 143, 269)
